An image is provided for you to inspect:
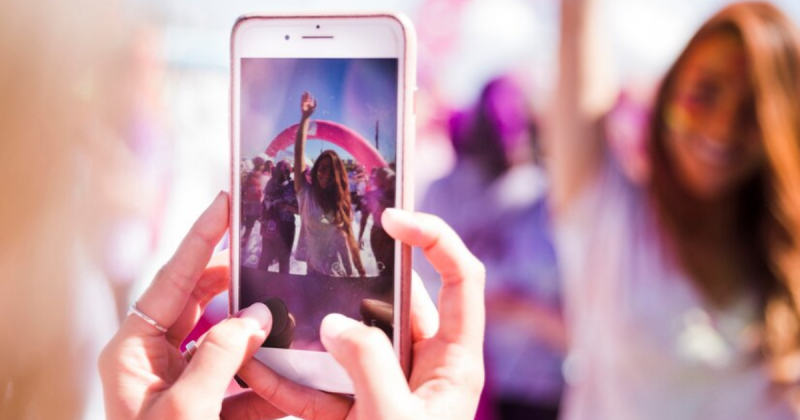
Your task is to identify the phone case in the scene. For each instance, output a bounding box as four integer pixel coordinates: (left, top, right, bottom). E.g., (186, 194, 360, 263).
(228, 12, 417, 384)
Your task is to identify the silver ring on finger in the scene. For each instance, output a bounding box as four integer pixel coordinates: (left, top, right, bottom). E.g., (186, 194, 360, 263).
(127, 302, 169, 334)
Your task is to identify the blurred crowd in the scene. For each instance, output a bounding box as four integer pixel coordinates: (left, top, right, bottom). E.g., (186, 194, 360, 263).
(6, 0, 800, 419)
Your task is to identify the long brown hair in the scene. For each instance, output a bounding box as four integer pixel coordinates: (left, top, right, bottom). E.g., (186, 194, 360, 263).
(310, 150, 364, 274)
(649, 2, 800, 379)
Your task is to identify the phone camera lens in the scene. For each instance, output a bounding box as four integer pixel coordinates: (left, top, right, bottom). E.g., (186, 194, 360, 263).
(284, 35, 290, 41)
(316, 25, 320, 29)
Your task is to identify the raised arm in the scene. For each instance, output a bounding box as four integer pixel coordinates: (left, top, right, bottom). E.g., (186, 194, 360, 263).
(546, 0, 617, 212)
(294, 92, 317, 193)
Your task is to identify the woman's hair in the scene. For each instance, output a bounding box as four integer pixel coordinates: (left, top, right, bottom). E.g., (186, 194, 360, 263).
(649, 1, 800, 379)
(310, 150, 363, 272)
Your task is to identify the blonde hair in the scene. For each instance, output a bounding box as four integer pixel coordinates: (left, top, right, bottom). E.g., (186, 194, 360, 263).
(0, 0, 136, 417)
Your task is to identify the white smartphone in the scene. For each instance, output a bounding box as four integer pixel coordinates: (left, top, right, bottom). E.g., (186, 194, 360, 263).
(230, 13, 415, 394)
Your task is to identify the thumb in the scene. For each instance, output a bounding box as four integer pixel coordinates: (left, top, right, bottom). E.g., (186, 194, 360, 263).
(320, 314, 410, 414)
(170, 303, 271, 403)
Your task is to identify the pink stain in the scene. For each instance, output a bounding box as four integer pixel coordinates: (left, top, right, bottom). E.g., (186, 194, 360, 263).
(265, 120, 388, 174)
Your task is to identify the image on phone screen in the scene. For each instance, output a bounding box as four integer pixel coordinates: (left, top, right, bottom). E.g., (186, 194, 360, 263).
(238, 58, 398, 352)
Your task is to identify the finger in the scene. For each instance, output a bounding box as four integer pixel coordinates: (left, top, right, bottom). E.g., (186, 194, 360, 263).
(382, 209, 485, 348)
(170, 303, 271, 402)
(320, 314, 410, 416)
(165, 251, 230, 347)
(221, 391, 286, 420)
(123, 192, 229, 338)
(239, 357, 352, 420)
(411, 271, 438, 342)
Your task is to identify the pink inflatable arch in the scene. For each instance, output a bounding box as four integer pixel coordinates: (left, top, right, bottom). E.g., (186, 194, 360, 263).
(265, 120, 388, 174)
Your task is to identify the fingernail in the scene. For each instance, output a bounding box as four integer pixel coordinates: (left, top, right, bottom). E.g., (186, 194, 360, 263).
(210, 190, 226, 204)
(213, 190, 228, 206)
(237, 302, 272, 331)
(383, 208, 415, 226)
(320, 313, 359, 343)
(198, 191, 227, 218)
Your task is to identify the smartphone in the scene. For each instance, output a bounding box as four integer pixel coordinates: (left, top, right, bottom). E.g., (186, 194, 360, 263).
(230, 13, 415, 394)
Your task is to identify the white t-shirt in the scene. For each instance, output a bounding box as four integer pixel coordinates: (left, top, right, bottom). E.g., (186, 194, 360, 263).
(296, 179, 356, 277)
(554, 157, 793, 420)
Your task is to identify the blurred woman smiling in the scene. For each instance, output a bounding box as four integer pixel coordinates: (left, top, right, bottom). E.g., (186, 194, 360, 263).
(549, 1, 800, 418)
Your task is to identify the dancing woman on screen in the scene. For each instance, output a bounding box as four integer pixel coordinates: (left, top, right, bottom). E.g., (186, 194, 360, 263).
(294, 91, 366, 277)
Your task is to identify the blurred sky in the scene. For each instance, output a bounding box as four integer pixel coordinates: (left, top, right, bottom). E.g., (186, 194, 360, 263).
(142, 0, 800, 101)
(240, 58, 398, 163)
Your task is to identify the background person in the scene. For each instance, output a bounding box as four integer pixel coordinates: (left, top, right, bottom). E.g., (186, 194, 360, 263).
(548, 0, 800, 418)
(241, 158, 270, 249)
(358, 167, 397, 276)
(417, 75, 564, 420)
(259, 160, 298, 273)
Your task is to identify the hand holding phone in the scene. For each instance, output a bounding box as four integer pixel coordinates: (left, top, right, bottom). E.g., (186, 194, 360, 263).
(227, 209, 487, 420)
(100, 195, 486, 420)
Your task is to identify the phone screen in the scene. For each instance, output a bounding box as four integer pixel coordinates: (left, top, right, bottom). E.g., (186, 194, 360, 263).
(238, 58, 398, 352)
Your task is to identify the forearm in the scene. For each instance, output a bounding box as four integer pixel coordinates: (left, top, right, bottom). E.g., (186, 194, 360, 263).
(546, 0, 616, 212)
(294, 117, 310, 192)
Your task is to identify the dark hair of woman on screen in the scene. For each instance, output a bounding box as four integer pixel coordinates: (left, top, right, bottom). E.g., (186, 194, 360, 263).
(293, 92, 366, 277)
(550, 1, 800, 418)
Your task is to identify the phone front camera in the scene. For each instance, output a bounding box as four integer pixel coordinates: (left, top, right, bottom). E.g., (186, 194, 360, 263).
(284, 35, 290, 41)
(316, 25, 320, 29)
